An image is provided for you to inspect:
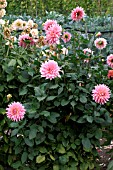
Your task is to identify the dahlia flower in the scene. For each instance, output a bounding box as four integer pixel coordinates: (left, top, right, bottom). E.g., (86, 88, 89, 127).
(46, 23, 62, 44)
(107, 70, 113, 79)
(43, 19, 57, 32)
(30, 29, 38, 38)
(107, 54, 113, 68)
(92, 84, 110, 104)
(6, 102, 26, 122)
(83, 48, 93, 56)
(71, 7, 85, 21)
(62, 32, 71, 43)
(40, 60, 61, 80)
(0, 0, 7, 8)
(94, 38, 107, 49)
(18, 34, 35, 48)
(11, 19, 24, 30)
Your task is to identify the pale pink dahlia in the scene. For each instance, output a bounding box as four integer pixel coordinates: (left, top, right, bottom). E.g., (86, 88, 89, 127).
(83, 48, 93, 55)
(71, 7, 85, 21)
(107, 54, 113, 68)
(46, 23, 62, 44)
(18, 34, 35, 48)
(92, 84, 110, 104)
(43, 19, 57, 31)
(40, 60, 61, 80)
(6, 102, 26, 122)
(0, 0, 7, 9)
(62, 32, 71, 43)
(94, 38, 107, 49)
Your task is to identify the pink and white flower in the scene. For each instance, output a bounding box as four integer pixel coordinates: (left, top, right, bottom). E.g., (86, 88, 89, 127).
(43, 19, 57, 32)
(107, 54, 113, 68)
(71, 7, 85, 21)
(62, 32, 71, 43)
(40, 60, 61, 80)
(92, 84, 110, 104)
(94, 38, 107, 49)
(18, 34, 35, 48)
(6, 102, 26, 122)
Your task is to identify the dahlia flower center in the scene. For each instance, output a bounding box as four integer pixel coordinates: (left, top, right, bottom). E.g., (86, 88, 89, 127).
(76, 12, 80, 17)
(98, 41, 103, 45)
(111, 59, 113, 63)
(48, 68, 54, 74)
(16, 23, 21, 27)
(99, 92, 105, 97)
(12, 108, 18, 115)
(64, 35, 68, 39)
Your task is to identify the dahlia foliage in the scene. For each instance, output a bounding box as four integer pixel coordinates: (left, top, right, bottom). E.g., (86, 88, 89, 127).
(0, 1, 113, 169)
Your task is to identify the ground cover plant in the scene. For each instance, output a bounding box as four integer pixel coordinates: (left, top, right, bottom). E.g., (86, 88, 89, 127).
(0, 1, 113, 170)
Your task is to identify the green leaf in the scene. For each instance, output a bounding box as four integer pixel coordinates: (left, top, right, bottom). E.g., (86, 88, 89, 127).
(80, 95, 87, 103)
(19, 87, 28, 95)
(82, 138, 91, 149)
(88, 162, 94, 169)
(7, 74, 14, 81)
(95, 129, 102, 139)
(49, 84, 59, 89)
(21, 152, 27, 164)
(46, 96, 57, 101)
(80, 162, 88, 170)
(107, 160, 113, 170)
(61, 99, 69, 106)
(48, 112, 60, 123)
(8, 59, 16, 67)
(58, 87, 63, 95)
(57, 144, 66, 154)
(37, 96, 46, 101)
(0, 165, 4, 170)
(24, 138, 34, 147)
(40, 111, 50, 117)
(86, 116, 93, 123)
(11, 129, 19, 137)
(53, 165, 60, 170)
(49, 154, 55, 161)
(29, 128, 37, 139)
(17, 59, 22, 66)
(36, 155, 45, 163)
(12, 161, 22, 169)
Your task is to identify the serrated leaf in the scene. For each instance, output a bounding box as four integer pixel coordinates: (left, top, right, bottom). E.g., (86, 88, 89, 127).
(36, 155, 45, 163)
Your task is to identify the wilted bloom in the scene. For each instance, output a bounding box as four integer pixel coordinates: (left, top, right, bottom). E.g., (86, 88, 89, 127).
(40, 60, 61, 80)
(30, 29, 38, 38)
(0, 8, 6, 18)
(27, 19, 34, 28)
(107, 70, 113, 79)
(18, 34, 35, 48)
(0, 18, 5, 25)
(62, 32, 71, 43)
(61, 47, 68, 55)
(107, 54, 113, 68)
(92, 84, 110, 104)
(46, 23, 62, 44)
(43, 19, 57, 32)
(7, 94, 12, 101)
(6, 102, 26, 122)
(0, 0, 7, 8)
(96, 32, 101, 37)
(3, 27, 11, 38)
(71, 7, 85, 21)
(94, 38, 107, 49)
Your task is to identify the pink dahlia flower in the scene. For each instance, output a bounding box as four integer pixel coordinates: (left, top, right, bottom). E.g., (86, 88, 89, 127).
(18, 34, 35, 48)
(43, 19, 57, 32)
(94, 38, 107, 49)
(46, 23, 62, 44)
(92, 84, 110, 104)
(71, 7, 85, 21)
(6, 102, 26, 122)
(40, 60, 61, 80)
(83, 48, 93, 56)
(107, 70, 113, 79)
(62, 32, 71, 43)
(107, 54, 113, 68)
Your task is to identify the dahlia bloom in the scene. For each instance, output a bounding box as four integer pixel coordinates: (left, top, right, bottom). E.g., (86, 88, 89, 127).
(18, 34, 35, 48)
(0, 0, 7, 8)
(40, 60, 61, 80)
(107, 70, 113, 79)
(0, 8, 6, 18)
(30, 29, 38, 38)
(94, 38, 107, 49)
(27, 19, 34, 28)
(107, 54, 113, 68)
(43, 19, 57, 32)
(6, 102, 26, 122)
(71, 7, 85, 21)
(0, 18, 5, 25)
(62, 32, 71, 43)
(46, 23, 62, 44)
(83, 48, 93, 56)
(92, 84, 110, 104)
(11, 19, 24, 30)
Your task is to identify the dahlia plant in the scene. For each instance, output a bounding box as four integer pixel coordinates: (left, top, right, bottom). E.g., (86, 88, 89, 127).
(0, 3, 113, 170)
